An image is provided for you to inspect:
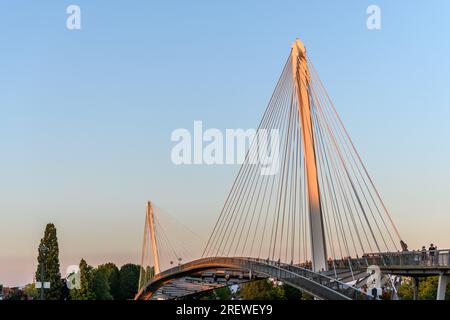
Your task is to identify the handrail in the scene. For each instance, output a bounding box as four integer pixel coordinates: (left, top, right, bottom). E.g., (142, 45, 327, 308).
(253, 259, 365, 299)
(137, 250, 450, 299)
(139, 256, 367, 300)
(357, 249, 450, 268)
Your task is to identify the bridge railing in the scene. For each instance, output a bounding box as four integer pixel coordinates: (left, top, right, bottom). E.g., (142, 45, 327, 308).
(144, 249, 450, 291)
(270, 262, 363, 297)
(359, 249, 450, 268)
(140, 256, 368, 300)
(222, 257, 367, 300)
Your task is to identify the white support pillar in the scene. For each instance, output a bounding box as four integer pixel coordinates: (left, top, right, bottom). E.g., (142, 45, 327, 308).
(291, 39, 327, 272)
(147, 201, 160, 275)
(437, 274, 448, 300)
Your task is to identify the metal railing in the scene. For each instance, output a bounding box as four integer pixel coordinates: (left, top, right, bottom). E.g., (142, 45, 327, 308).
(255, 259, 366, 300)
(366, 249, 450, 267)
(137, 250, 450, 299)
(139, 256, 367, 300)
(327, 249, 450, 270)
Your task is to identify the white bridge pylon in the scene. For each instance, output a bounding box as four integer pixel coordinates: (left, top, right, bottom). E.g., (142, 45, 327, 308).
(138, 201, 160, 290)
(291, 39, 327, 272)
(138, 201, 205, 291)
(135, 39, 450, 301)
(202, 38, 406, 269)
(147, 201, 160, 274)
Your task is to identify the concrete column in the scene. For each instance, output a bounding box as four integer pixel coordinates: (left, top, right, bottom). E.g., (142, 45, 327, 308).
(436, 275, 448, 300)
(412, 277, 419, 300)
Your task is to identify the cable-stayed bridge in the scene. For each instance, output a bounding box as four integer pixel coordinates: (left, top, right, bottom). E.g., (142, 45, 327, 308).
(135, 39, 450, 300)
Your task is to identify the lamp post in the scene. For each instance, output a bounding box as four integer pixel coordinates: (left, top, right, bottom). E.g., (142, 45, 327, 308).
(38, 243, 49, 300)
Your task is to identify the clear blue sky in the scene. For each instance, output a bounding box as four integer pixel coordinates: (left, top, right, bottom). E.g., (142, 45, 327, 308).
(1, 1, 449, 286)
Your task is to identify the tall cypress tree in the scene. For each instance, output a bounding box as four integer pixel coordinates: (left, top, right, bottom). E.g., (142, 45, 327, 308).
(35, 223, 63, 300)
(70, 259, 95, 300)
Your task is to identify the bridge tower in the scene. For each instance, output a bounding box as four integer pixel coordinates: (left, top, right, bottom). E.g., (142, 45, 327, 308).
(146, 201, 160, 274)
(291, 39, 327, 272)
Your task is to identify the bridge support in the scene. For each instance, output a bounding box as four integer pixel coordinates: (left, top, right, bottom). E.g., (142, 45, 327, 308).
(147, 201, 160, 274)
(412, 277, 419, 300)
(291, 39, 327, 272)
(437, 274, 448, 300)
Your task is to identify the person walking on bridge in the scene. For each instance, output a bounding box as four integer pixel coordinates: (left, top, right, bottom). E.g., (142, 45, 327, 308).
(429, 244, 436, 265)
(421, 246, 427, 265)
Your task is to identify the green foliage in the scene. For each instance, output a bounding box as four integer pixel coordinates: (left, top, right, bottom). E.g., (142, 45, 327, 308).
(397, 277, 414, 300)
(97, 263, 120, 300)
(35, 223, 63, 300)
(118, 263, 141, 300)
(238, 280, 305, 300)
(67, 261, 143, 300)
(92, 268, 113, 300)
(60, 279, 70, 300)
(300, 291, 315, 300)
(70, 259, 95, 300)
(214, 286, 232, 300)
(281, 283, 303, 300)
(23, 283, 39, 300)
(239, 280, 284, 300)
(198, 286, 232, 300)
(4, 288, 27, 300)
(419, 277, 439, 300)
(397, 276, 450, 300)
(139, 265, 155, 292)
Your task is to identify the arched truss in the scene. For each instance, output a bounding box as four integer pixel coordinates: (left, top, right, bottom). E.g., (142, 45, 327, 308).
(136, 257, 369, 300)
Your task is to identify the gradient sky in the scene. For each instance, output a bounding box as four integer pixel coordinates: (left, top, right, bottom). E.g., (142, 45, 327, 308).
(1, 1, 449, 286)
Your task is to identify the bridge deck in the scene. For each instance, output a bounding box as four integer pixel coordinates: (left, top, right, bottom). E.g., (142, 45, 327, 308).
(137, 250, 450, 300)
(136, 257, 368, 300)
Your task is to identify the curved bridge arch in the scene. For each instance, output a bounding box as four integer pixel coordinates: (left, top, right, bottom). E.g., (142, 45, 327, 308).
(136, 257, 365, 300)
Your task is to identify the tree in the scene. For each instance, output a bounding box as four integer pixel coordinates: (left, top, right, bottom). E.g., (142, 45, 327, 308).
(97, 263, 120, 299)
(70, 259, 95, 300)
(60, 279, 70, 300)
(4, 288, 27, 300)
(35, 223, 63, 300)
(198, 286, 232, 300)
(118, 264, 141, 300)
(139, 265, 154, 291)
(237, 280, 307, 300)
(93, 268, 113, 300)
(214, 286, 232, 300)
(397, 276, 450, 300)
(238, 279, 283, 300)
(281, 283, 302, 300)
(23, 283, 39, 300)
(397, 278, 414, 300)
(419, 276, 439, 300)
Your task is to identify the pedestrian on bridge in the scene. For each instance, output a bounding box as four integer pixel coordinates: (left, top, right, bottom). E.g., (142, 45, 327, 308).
(421, 246, 427, 264)
(429, 244, 436, 265)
